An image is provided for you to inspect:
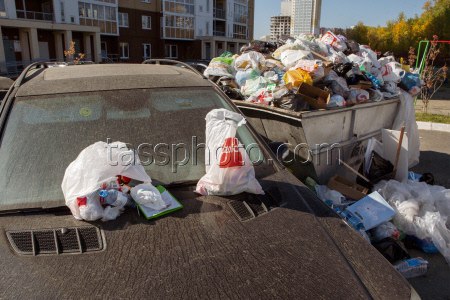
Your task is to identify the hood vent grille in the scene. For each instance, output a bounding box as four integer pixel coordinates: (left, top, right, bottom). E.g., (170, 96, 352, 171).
(228, 187, 280, 222)
(7, 226, 104, 256)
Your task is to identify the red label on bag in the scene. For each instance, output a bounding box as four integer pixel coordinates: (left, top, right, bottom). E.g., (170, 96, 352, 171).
(219, 137, 244, 168)
(77, 197, 87, 207)
(382, 65, 392, 76)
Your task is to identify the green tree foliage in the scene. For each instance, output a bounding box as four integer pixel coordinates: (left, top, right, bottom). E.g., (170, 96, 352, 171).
(345, 0, 450, 59)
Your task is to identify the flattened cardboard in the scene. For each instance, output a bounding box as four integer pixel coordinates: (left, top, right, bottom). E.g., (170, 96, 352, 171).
(327, 175, 368, 200)
(296, 83, 331, 109)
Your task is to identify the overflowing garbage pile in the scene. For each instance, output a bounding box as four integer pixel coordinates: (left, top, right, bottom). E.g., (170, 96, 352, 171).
(204, 31, 422, 111)
(313, 171, 450, 279)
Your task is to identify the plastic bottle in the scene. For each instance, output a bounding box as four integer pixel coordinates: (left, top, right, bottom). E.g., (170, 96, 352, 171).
(99, 189, 129, 208)
(394, 258, 428, 278)
(340, 210, 365, 231)
(363, 71, 382, 89)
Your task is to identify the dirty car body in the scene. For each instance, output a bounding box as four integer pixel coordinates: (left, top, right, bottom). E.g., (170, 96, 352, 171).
(0, 64, 414, 299)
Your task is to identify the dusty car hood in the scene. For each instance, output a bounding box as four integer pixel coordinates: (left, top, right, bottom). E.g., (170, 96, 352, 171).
(0, 170, 411, 299)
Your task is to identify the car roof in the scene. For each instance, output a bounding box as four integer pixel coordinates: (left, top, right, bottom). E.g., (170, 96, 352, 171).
(16, 64, 212, 97)
(0, 76, 14, 90)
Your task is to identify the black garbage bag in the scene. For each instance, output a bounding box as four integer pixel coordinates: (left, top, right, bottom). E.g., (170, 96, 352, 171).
(273, 94, 309, 112)
(366, 151, 394, 182)
(419, 173, 435, 185)
(333, 62, 354, 77)
(345, 40, 360, 55)
(240, 40, 278, 54)
(345, 67, 366, 85)
(373, 237, 410, 264)
(221, 86, 245, 100)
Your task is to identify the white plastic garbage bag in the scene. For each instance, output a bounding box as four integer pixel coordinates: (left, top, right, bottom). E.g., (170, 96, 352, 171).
(327, 95, 346, 108)
(348, 88, 370, 105)
(375, 180, 450, 265)
(196, 109, 264, 196)
(241, 76, 269, 96)
(204, 62, 234, 78)
(235, 69, 260, 87)
(315, 185, 345, 205)
(234, 51, 266, 71)
(77, 192, 104, 221)
(324, 71, 349, 98)
(392, 91, 420, 168)
(280, 50, 313, 69)
(381, 62, 406, 83)
(327, 50, 350, 65)
(371, 222, 400, 242)
(62, 141, 152, 220)
(320, 31, 348, 52)
(131, 183, 166, 210)
(359, 45, 381, 69)
(272, 43, 306, 60)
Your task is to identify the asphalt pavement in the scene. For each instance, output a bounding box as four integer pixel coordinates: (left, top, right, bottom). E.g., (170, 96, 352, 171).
(408, 130, 450, 300)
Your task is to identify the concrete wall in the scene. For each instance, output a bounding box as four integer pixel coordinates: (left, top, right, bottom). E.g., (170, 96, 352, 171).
(3, 0, 16, 18)
(195, 0, 213, 37)
(53, 0, 81, 25)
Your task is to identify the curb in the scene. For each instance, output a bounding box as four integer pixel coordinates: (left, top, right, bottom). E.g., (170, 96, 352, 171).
(417, 121, 450, 132)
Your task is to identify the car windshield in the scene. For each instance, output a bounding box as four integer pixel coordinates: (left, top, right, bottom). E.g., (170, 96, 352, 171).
(0, 87, 275, 210)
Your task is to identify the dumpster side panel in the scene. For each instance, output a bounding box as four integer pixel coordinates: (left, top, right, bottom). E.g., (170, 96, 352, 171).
(234, 99, 400, 184)
(354, 101, 399, 137)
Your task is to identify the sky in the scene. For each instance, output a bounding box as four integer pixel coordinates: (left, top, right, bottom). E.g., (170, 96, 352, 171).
(254, 0, 428, 39)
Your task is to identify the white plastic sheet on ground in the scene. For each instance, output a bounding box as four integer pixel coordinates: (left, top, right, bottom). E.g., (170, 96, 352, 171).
(375, 180, 450, 265)
(62, 141, 152, 220)
(196, 109, 264, 196)
(392, 91, 420, 168)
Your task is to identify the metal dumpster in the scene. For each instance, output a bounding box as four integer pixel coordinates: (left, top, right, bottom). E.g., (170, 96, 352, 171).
(234, 98, 400, 184)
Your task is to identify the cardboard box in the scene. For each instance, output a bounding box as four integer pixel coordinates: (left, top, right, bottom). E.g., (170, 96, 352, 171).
(349, 81, 373, 90)
(296, 83, 331, 110)
(311, 51, 333, 68)
(327, 175, 368, 200)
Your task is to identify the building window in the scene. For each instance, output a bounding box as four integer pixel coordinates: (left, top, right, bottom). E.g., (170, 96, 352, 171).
(118, 12, 128, 27)
(142, 0, 150, 3)
(142, 15, 151, 29)
(120, 42, 129, 59)
(233, 24, 247, 39)
(79, 1, 118, 35)
(143, 44, 151, 60)
(165, 45, 178, 59)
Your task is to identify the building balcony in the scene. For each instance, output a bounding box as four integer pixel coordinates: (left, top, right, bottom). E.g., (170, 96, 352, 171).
(16, 10, 53, 22)
(213, 8, 226, 20)
(213, 31, 226, 37)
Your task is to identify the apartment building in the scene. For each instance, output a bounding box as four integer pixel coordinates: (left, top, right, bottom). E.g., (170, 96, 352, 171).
(0, 0, 105, 75)
(290, 0, 321, 36)
(114, 0, 161, 62)
(280, 0, 291, 16)
(270, 16, 290, 42)
(194, 0, 254, 59)
(0, 0, 254, 74)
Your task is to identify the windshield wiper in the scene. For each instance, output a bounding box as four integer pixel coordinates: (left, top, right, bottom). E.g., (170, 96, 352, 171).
(164, 180, 198, 189)
(0, 206, 69, 216)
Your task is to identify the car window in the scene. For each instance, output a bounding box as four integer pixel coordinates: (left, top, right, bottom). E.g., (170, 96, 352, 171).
(0, 87, 275, 210)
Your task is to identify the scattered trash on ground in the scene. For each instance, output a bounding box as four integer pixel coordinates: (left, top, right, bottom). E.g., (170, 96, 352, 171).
(394, 258, 429, 279)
